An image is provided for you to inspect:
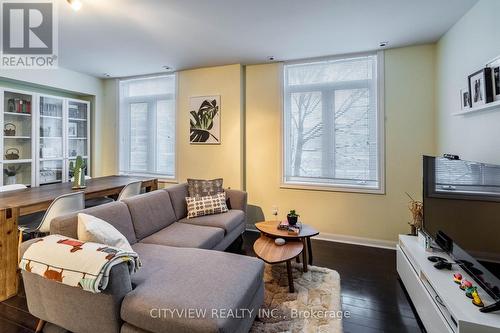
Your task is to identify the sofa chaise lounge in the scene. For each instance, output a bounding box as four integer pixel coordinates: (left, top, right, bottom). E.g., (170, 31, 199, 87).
(21, 183, 264, 333)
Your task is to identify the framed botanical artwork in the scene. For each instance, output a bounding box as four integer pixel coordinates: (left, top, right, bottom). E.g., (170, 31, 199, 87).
(460, 88, 471, 110)
(468, 68, 494, 108)
(68, 122, 77, 137)
(189, 95, 220, 144)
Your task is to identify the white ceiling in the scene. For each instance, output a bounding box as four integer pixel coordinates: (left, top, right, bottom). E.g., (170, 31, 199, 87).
(57, 0, 478, 78)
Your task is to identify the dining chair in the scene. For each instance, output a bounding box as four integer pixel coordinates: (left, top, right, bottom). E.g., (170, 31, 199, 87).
(72, 175, 114, 208)
(117, 181, 142, 201)
(85, 180, 142, 207)
(0, 184, 43, 237)
(16, 191, 84, 333)
(18, 191, 85, 253)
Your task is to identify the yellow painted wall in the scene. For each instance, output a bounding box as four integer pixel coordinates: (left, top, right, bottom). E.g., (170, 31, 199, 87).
(176, 64, 244, 189)
(245, 44, 436, 242)
(98, 46, 436, 243)
(99, 79, 119, 175)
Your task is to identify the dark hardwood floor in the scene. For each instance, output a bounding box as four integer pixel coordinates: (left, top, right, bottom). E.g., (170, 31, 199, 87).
(238, 231, 424, 333)
(1, 231, 423, 333)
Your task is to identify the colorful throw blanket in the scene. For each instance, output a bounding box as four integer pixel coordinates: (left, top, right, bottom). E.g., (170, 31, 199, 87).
(19, 234, 140, 293)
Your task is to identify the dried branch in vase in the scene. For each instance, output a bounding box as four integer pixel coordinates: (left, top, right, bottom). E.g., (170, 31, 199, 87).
(406, 192, 423, 236)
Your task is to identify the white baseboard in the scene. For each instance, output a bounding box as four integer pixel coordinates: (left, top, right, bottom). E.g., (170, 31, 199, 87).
(315, 232, 396, 250)
(245, 227, 396, 250)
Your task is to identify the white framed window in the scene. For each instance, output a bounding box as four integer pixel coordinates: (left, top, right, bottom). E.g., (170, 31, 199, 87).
(119, 75, 176, 179)
(282, 52, 384, 193)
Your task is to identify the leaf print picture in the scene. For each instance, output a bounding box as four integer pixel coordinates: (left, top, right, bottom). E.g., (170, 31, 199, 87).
(189, 95, 221, 144)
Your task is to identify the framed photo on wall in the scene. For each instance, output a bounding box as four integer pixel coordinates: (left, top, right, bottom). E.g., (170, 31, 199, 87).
(488, 56, 500, 101)
(460, 88, 471, 110)
(468, 68, 494, 108)
(189, 95, 221, 144)
(493, 66, 500, 101)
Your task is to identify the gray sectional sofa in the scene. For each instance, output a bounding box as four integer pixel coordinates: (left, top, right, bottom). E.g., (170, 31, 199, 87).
(20, 184, 264, 333)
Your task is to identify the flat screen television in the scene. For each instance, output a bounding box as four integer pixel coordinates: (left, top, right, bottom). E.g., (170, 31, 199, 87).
(423, 155, 500, 312)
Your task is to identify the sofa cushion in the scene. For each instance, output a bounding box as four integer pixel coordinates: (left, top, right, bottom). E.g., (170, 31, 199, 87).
(140, 222, 224, 250)
(187, 178, 223, 197)
(77, 213, 134, 252)
(123, 190, 177, 240)
(186, 193, 228, 219)
(50, 201, 137, 244)
(179, 209, 244, 235)
(164, 184, 189, 220)
(124, 243, 264, 333)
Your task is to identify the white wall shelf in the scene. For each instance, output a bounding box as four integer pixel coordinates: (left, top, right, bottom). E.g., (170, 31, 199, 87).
(453, 100, 500, 116)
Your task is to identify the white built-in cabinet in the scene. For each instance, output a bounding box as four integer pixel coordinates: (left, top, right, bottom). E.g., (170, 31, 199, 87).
(1, 88, 90, 187)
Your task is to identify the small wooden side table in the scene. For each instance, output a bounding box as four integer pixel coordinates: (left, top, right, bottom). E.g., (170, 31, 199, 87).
(253, 236, 303, 293)
(255, 221, 319, 272)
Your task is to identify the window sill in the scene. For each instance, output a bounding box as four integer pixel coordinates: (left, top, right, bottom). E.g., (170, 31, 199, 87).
(119, 172, 177, 184)
(280, 182, 385, 195)
(158, 178, 179, 184)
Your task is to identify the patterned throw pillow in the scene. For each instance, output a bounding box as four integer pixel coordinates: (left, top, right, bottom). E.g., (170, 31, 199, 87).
(187, 178, 224, 197)
(186, 192, 228, 218)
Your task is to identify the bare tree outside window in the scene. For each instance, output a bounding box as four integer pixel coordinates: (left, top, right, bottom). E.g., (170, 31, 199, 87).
(284, 55, 381, 191)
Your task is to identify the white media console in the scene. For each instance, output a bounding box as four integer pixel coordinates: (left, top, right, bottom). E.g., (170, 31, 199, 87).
(397, 235, 500, 333)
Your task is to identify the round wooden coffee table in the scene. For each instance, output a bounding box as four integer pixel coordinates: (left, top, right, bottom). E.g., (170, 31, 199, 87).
(253, 235, 303, 293)
(255, 220, 319, 273)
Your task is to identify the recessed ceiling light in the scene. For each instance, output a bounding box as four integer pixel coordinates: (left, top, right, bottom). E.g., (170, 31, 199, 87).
(67, 0, 82, 11)
(163, 66, 172, 70)
(103, 73, 111, 78)
(379, 41, 389, 48)
(268, 56, 276, 61)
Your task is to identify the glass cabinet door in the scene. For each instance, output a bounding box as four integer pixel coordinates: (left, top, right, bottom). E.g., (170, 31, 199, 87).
(38, 95, 64, 185)
(3, 162, 32, 186)
(67, 100, 88, 158)
(39, 160, 63, 184)
(3, 90, 33, 186)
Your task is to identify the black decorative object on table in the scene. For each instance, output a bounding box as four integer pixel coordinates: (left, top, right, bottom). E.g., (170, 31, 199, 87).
(287, 209, 299, 226)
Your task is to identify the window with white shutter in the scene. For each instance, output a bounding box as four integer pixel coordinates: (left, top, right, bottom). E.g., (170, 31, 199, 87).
(282, 53, 384, 193)
(119, 75, 176, 179)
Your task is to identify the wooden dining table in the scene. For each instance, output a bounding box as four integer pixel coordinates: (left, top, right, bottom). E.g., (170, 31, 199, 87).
(0, 175, 158, 302)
